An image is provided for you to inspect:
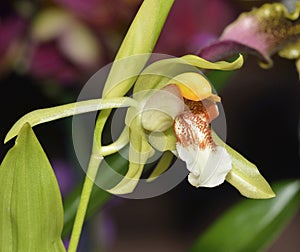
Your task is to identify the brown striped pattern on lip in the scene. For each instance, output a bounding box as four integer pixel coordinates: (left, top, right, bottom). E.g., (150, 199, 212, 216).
(174, 99, 232, 188)
(174, 99, 217, 151)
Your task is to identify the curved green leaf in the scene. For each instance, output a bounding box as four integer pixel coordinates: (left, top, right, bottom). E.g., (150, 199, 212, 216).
(5, 97, 137, 143)
(190, 180, 300, 252)
(0, 123, 65, 251)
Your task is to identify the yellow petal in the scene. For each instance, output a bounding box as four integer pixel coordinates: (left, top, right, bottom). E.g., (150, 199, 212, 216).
(167, 72, 219, 101)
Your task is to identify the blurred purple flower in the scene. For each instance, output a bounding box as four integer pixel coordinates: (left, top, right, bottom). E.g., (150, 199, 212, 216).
(28, 7, 102, 84)
(0, 0, 236, 84)
(0, 15, 26, 73)
(29, 42, 80, 84)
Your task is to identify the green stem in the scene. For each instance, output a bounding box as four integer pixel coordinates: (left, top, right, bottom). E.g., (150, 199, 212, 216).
(65, 0, 176, 248)
(67, 153, 103, 252)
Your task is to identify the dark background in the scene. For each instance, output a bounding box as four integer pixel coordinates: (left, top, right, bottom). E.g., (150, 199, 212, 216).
(0, 0, 299, 251)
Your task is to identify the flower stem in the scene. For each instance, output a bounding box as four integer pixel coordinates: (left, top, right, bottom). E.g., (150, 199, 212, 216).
(67, 153, 103, 252)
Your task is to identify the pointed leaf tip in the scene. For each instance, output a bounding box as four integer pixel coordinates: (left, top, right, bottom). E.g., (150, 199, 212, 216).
(0, 123, 65, 251)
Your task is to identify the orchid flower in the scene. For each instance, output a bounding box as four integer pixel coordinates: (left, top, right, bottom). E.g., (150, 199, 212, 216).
(4, 0, 275, 202)
(199, 2, 300, 77)
(103, 53, 273, 198)
(139, 72, 230, 188)
(5, 53, 274, 198)
(1, 1, 281, 251)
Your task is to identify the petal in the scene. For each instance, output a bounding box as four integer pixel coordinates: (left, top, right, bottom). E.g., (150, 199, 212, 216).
(148, 127, 177, 152)
(174, 100, 232, 188)
(132, 54, 243, 96)
(141, 84, 185, 132)
(184, 98, 219, 122)
(177, 145, 232, 187)
(167, 72, 217, 101)
(176, 135, 232, 188)
(203, 3, 300, 68)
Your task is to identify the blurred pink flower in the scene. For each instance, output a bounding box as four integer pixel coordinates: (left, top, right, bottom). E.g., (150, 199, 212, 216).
(0, 0, 238, 84)
(155, 0, 237, 55)
(199, 2, 300, 76)
(219, 3, 300, 67)
(0, 15, 26, 74)
(29, 42, 81, 84)
(28, 7, 103, 84)
(54, 0, 142, 28)
(0, 1, 141, 85)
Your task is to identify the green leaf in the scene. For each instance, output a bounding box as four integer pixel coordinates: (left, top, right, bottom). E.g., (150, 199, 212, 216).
(190, 180, 300, 252)
(213, 132, 275, 199)
(0, 123, 65, 251)
(5, 97, 137, 143)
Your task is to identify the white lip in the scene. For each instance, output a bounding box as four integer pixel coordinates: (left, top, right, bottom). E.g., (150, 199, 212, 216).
(174, 100, 232, 188)
(180, 145, 232, 188)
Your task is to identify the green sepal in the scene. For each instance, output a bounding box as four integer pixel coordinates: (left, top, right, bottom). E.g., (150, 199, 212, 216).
(147, 151, 174, 182)
(148, 127, 177, 152)
(225, 143, 275, 199)
(107, 116, 154, 194)
(102, 0, 175, 98)
(133, 54, 243, 99)
(213, 132, 275, 199)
